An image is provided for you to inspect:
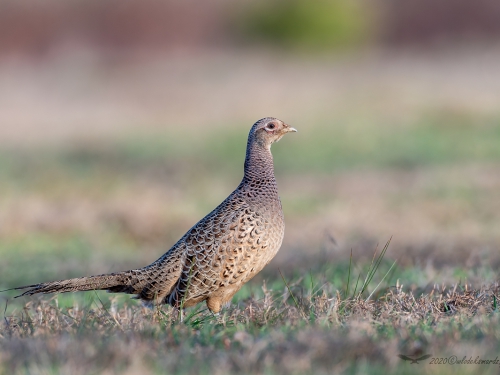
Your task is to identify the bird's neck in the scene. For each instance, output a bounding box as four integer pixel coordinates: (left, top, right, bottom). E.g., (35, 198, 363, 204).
(243, 140, 276, 183)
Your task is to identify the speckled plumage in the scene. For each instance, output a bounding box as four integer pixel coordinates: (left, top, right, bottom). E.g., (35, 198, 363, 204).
(12, 118, 296, 313)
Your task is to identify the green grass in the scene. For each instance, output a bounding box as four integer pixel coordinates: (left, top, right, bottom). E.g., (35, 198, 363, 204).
(1, 114, 500, 374)
(2, 115, 500, 191)
(276, 117, 500, 173)
(1, 256, 499, 375)
(1, 234, 499, 374)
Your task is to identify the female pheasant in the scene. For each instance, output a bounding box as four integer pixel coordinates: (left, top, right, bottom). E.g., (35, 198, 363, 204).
(11, 118, 297, 314)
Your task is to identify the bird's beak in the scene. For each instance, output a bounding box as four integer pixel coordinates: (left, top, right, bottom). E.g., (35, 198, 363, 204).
(284, 124, 297, 133)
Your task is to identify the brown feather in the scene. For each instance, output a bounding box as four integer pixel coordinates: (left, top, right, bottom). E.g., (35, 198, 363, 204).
(12, 118, 296, 313)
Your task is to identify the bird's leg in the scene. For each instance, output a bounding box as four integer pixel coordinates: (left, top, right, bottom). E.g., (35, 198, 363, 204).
(206, 296, 222, 315)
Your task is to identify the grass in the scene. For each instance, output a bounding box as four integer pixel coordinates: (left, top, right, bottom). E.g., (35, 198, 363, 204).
(2, 114, 500, 190)
(1, 114, 500, 374)
(1, 236, 499, 374)
(1, 255, 499, 375)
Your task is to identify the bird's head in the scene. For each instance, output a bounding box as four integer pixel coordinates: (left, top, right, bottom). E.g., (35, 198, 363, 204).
(250, 117, 297, 148)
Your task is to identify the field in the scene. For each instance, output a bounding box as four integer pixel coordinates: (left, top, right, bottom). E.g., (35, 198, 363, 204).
(1, 49, 500, 374)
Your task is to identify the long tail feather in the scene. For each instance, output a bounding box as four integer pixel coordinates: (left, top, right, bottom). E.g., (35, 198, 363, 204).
(11, 271, 140, 298)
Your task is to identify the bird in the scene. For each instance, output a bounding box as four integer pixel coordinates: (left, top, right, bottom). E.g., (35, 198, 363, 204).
(8, 118, 297, 316)
(397, 354, 432, 364)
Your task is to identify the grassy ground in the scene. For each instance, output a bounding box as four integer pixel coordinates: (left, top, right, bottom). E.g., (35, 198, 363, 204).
(1, 51, 500, 374)
(1, 259, 499, 375)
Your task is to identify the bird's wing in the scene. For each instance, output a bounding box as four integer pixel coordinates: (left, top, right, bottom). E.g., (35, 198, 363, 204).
(167, 194, 249, 305)
(398, 355, 412, 361)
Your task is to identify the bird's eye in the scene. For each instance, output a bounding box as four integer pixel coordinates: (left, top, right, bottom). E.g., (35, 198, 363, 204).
(267, 123, 275, 130)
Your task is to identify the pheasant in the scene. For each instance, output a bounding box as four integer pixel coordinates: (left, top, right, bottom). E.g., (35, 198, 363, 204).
(9, 118, 296, 314)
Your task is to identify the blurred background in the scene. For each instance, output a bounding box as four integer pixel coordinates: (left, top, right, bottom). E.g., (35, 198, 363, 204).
(1, 0, 500, 293)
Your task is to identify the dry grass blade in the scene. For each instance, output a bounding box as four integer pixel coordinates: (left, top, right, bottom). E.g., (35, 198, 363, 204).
(345, 248, 353, 298)
(278, 268, 306, 319)
(365, 259, 397, 302)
